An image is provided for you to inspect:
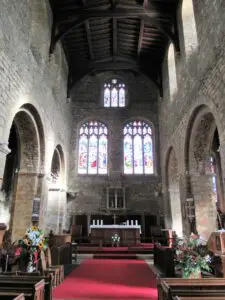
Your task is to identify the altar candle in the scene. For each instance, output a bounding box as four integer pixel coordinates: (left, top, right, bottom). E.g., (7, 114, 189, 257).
(127, 220, 129, 225)
(131, 220, 133, 225)
(93, 219, 95, 225)
(97, 219, 99, 225)
(101, 220, 103, 225)
(135, 220, 138, 226)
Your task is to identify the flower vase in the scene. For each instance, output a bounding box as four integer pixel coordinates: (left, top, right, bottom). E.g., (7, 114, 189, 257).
(27, 252, 36, 273)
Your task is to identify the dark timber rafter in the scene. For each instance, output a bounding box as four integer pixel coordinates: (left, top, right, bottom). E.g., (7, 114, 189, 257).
(85, 20, 94, 60)
(49, 5, 176, 54)
(137, 0, 148, 60)
(111, 0, 117, 61)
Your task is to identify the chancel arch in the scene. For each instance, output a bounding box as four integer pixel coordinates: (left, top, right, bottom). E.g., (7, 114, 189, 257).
(165, 147, 183, 237)
(185, 105, 223, 239)
(1, 104, 45, 239)
(46, 145, 66, 234)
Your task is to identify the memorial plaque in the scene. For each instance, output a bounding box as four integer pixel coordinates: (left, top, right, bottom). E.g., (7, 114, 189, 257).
(32, 197, 41, 221)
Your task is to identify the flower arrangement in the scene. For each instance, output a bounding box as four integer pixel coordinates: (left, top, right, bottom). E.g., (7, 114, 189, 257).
(174, 233, 211, 278)
(112, 233, 120, 245)
(18, 226, 48, 272)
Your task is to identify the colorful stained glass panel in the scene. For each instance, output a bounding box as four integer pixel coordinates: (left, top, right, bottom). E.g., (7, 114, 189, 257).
(88, 135, 98, 174)
(124, 135, 133, 174)
(134, 135, 143, 174)
(144, 135, 153, 174)
(78, 135, 88, 174)
(98, 135, 107, 174)
(119, 87, 125, 107)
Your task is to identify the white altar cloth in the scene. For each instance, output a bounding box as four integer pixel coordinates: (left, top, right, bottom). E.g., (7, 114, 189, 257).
(89, 224, 142, 234)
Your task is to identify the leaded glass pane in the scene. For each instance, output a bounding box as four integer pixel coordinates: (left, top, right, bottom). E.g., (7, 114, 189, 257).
(88, 135, 98, 174)
(123, 120, 154, 174)
(119, 87, 125, 107)
(134, 135, 143, 174)
(124, 135, 133, 174)
(98, 135, 107, 174)
(104, 87, 110, 107)
(103, 79, 126, 107)
(144, 135, 153, 174)
(111, 87, 118, 107)
(78, 135, 88, 174)
(78, 121, 108, 174)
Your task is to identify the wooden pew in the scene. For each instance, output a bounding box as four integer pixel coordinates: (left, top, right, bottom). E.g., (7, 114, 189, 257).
(174, 297, 225, 300)
(0, 293, 25, 300)
(0, 279, 45, 300)
(157, 277, 225, 300)
(0, 275, 52, 300)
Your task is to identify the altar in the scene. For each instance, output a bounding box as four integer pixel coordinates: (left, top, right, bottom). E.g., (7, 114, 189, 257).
(89, 224, 141, 246)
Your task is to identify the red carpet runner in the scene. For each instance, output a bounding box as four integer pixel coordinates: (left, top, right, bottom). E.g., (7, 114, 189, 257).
(53, 258, 157, 300)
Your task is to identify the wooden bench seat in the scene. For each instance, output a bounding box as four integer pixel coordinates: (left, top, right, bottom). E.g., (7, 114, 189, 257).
(157, 277, 225, 300)
(174, 297, 225, 300)
(0, 293, 25, 300)
(0, 279, 45, 300)
(0, 275, 52, 300)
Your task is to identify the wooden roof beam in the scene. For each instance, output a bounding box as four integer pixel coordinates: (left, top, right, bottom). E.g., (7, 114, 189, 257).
(85, 20, 94, 60)
(113, 18, 117, 61)
(50, 7, 176, 54)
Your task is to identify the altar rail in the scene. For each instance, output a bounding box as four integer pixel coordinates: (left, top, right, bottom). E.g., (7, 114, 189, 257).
(154, 244, 175, 277)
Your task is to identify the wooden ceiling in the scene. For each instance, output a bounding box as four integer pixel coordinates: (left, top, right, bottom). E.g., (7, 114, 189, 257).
(49, 0, 179, 96)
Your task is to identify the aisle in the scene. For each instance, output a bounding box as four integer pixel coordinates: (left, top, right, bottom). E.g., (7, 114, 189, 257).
(53, 258, 157, 300)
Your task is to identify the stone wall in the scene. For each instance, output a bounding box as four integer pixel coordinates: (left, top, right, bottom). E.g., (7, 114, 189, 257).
(68, 71, 162, 221)
(0, 0, 72, 237)
(159, 0, 225, 237)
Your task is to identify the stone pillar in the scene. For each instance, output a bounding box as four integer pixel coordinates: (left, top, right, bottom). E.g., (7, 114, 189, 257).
(192, 174, 217, 240)
(0, 143, 11, 226)
(11, 171, 38, 240)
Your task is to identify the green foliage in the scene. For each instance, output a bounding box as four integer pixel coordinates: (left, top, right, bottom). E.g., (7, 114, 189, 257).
(174, 233, 211, 278)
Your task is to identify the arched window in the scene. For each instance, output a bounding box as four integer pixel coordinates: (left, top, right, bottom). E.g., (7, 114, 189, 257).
(78, 121, 108, 174)
(123, 120, 154, 174)
(104, 78, 126, 107)
(181, 0, 198, 56)
(168, 43, 177, 100)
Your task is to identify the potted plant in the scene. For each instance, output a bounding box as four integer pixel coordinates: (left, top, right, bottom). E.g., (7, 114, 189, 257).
(112, 233, 120, 247)
(174, 233, 211, 278)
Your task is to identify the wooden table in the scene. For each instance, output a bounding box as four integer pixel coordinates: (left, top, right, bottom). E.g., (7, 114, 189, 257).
(89, 225, 141, 246)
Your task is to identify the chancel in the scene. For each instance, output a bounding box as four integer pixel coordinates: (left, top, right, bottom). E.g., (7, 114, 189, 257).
(0, 0, 225, 299)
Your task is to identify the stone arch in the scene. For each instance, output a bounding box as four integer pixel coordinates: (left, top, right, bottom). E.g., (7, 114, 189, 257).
(2, 104, 45, 239)
(185, 105, 222, 239)
(165, 147, 183, 236)
(46, 145, 67, 233)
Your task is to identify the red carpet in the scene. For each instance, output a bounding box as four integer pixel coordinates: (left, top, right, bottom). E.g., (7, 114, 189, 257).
(53, 258, 157, 300)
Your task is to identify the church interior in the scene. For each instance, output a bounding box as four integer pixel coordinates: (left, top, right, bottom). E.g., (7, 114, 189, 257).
(0, 0, 225, 299)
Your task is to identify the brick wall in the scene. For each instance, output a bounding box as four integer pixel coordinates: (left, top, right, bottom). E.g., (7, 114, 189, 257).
(0, 0, 72, 237)
(159, 0, 225, 237)
(68, 71, 162, 220)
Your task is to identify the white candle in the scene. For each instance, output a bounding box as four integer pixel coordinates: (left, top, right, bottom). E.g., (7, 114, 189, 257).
(127, 220, 129, 225)
(97, 219, 99, 225)
(131, 220, 134, 225)
(101, 220, 103, 225)
(93, 219, 95, 225)
(135, 220, 138, 226)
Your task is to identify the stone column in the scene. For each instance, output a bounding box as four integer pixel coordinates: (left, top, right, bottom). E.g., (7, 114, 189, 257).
(0, 143, 11, 225)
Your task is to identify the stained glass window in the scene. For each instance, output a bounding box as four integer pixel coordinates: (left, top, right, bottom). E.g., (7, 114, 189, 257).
(104, 78, 126, 107)
(123, 120, 154, 174)
(78, 121, 108, 174)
